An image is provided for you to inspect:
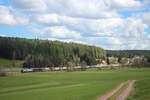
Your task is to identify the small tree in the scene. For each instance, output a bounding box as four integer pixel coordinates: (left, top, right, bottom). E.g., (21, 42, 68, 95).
(108, 57, 118, 64)
(130, 56, 148, 67)
(81, 61, 87, 71)
(66, 61, 75, 72)
(120, 57, 129, 65)
(0, 67, 7, 77)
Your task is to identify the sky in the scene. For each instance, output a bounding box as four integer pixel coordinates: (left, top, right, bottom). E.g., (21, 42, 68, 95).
(0, 0, 150, 50)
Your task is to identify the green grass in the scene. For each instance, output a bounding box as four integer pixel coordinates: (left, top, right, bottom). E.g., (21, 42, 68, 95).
(0, 58, 24, 72)
(108, 81, 129, 100)
(0, 58, 12, 67)
(0, 68, 150, 100)
(127, 78, 150, 100)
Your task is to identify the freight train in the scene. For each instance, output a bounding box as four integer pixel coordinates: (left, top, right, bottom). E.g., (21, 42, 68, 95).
(21, 68, 50, 73)
(21, 66, 93, 73)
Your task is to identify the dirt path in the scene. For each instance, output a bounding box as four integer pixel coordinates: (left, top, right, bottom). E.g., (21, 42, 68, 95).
(97, 82, 125, 100)
(116, 80, 135, 100)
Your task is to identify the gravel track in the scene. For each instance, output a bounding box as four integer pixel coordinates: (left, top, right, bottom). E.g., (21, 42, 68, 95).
(97, 82, 125, 100)
(97, 80, 135, 100)
(116, 80, 135, 100)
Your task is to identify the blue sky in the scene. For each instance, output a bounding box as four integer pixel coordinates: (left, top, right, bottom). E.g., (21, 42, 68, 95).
(0, 0, 150, 50)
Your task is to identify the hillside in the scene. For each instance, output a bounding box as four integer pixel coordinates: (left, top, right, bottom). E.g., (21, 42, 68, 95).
(0, 37, 106, 67)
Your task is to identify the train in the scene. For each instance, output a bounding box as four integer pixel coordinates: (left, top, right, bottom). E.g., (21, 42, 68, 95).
(21, 68, 50, 73)
(21, 65, 102, 73)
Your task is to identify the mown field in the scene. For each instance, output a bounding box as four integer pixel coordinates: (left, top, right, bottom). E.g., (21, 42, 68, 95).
(0, 68, 150, 100)
(0, 58, 24, 67)
(0, 58, 23, 72)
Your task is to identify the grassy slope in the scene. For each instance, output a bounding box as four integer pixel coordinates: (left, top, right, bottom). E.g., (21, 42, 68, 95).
(0, 68, 150, 100)
(0, 58, 24, 72)
(0, 58, 12, 67)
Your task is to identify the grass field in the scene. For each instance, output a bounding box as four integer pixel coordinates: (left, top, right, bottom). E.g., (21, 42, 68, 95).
(108, 81, 129, 100)
(0, 58, 24, 68)
(0, 68, 150, 100)
(0, 58, 23, 72)
(127, 74, 150, 100)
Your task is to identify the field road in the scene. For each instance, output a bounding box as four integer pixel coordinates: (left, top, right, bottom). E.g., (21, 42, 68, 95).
(97, 80, 135, 100)
(116, 80, 136, 100)
(97, 82, 125, 100)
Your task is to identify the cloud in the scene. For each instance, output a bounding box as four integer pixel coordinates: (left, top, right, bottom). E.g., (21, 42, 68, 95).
(9, 0, 120, 19)
(0, 6, 16, 25)
(50, 26, 82, 39)
(9, 0, 47, 13)
(73, 17, 149, 50)
(109, 0, 143, 10)
(31, 14, 61, 25)
(25, 26, 82, 39)
(47, 0, 121, 18)
(0, 5, 29, 26)
(136, 13, 150, 25)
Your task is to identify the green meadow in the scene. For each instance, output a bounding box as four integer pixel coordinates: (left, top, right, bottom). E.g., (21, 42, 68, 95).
(0, 58, 24, 68)
(0, 68, 150, 100)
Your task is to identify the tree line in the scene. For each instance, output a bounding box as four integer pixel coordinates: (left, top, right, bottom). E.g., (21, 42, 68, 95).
(0, 37, 106, 68)
(106, 50, 150, 63)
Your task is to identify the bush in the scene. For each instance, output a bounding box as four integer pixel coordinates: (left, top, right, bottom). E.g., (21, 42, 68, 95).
(0, 72, 7, 77)
(0, 67, 7, 77)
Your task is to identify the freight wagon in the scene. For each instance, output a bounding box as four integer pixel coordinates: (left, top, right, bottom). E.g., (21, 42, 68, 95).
(21, 68, 50, 73)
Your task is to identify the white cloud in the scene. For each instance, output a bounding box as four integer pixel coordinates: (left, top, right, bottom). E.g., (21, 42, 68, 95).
(148, 35, 150, 39)
(31, 14, 60, 25)
(50, 26, 81, 39)
(9, 0, 147, 19)
(137, 13, 150, 25)
(25, 26, 82, 39)
(9, 0, 120, 19)
(0, 6, 30, 25)
(120, 18, 148, 38)
(46, 0, 120, 18)
(74, 17, 149, 50)
(0, 6, 16, 25)
(14, 12, 29, 25)
(109, 0, 143, 10)
(10, 0, 47, 13)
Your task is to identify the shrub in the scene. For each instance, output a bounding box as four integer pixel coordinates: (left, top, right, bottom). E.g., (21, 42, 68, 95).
(0, 72, 7, 77)
(0, 67, 7, 77)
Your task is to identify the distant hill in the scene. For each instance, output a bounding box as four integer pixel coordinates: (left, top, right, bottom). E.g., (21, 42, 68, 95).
(0, 37, 106, 67)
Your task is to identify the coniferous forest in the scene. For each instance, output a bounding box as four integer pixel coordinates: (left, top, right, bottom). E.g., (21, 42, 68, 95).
(0, 37, 106, 67)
